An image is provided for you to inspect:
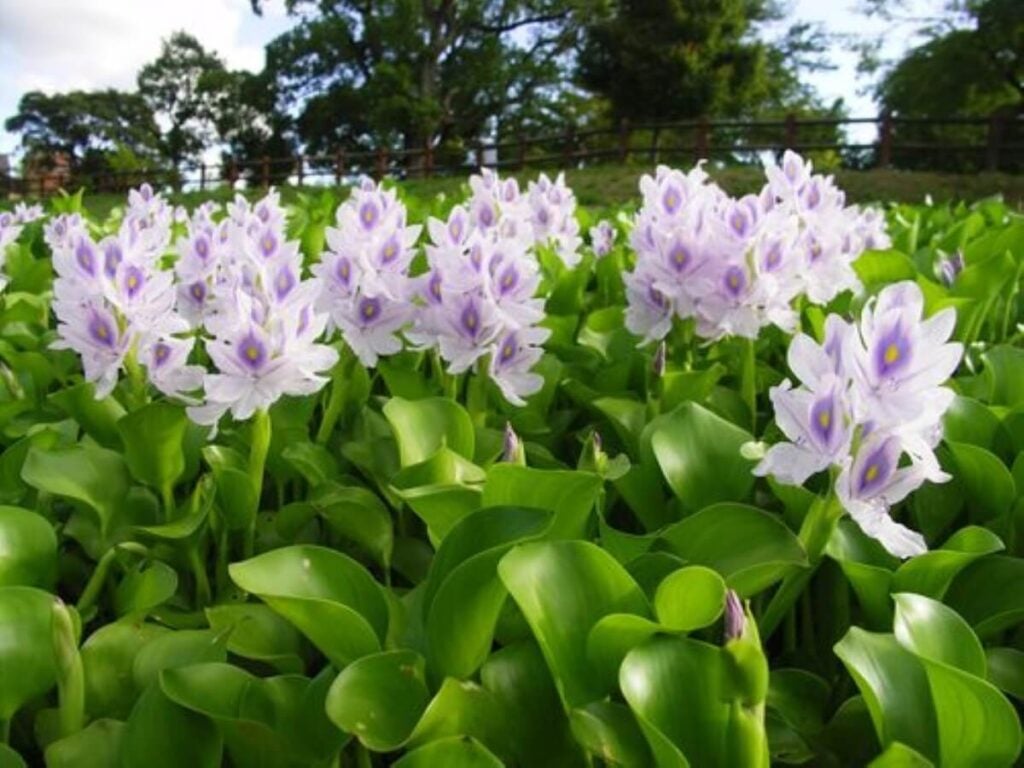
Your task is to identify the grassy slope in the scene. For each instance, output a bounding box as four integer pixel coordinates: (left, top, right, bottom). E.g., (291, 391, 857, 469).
(73, 163, 1024, 219)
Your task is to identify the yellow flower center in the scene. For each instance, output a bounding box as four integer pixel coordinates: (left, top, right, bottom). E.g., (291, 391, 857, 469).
(245, 344, 260, 361)
(864, 464, 879, 483)
(817, 409, 831, 429)
(884, 343, 900, 365)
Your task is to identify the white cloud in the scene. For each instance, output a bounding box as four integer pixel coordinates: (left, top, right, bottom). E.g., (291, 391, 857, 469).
(0, 0, 290, 153)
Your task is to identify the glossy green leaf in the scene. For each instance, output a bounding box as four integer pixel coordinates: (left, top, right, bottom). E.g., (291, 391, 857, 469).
(309, 482, 393, 568)
(0, 506, 56, 588)
(162, 662, 345, 767)
(498, 540, 651, 707)
(620, 635, 769, 768)
(482, 464, 601, 539)
(383, 397, 475, 466)
(114, 560, 178, 618)
(49, 382, 125, 449)
(986, 648, 1024, 700)
(131, 629, 227, 690)
(204, 603, 306, 674)
(0, 745, 24, 768)
(325, 650, 429, 751)
(892, 593, 986, 677)
(117, 402, 188, 492)
(80, 620, 169, 720)
(854, 249, 918, 287)
(120, 683, 222, 768)
(659, 504, 806, 596)
(393, 737, 503, 768)
(406, 677, 513, 761)
(869, 742, 934, 767)
(942, 396, 1000, 449)
(0, 586, 58, 719)
(648, 402, 755, 512)
(946, 556, 1024, 637)
(569, 701, 653, 768)
(229, 545, 388, 667)
(981, 345, 1024, 408)
(481, 642, 586, 767)
(44, 719, 124, 768)
(21, 444, 129, 547)
(653, 565, 726, 631)
(946, 441, 1016, 519)
(892, 526, 1003, 599)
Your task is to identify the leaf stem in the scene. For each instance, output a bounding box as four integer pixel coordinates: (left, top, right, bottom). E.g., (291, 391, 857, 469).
(244, 409, 272, 559)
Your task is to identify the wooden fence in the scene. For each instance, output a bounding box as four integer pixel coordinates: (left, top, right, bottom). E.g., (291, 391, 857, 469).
(3, 112, 1022, 199)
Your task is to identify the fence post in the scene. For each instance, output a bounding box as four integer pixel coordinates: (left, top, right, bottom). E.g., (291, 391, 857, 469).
(877, 113, 893, 168)
(296, 155, 305, 187)
(334, 149, 345, 185)
(424, 140, 434, 179)
(476, 141, 486, 170)
(563, 128, 575, 169)
(986, 113, 1004, 172)
(694, 118, 709, 164)
(261, 156, 270, 189)
(227, 157, 237, 189)
(517, 134, 527, 170)
(199, 163, 206, 192)
(618, 119, 631, 163)
(375, 147, 388, 180)
(784, 113, 797, 151)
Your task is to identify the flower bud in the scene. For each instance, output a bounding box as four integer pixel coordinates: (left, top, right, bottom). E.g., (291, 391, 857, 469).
(652, 341, 667, 378)
(724, 589, 745, 642)
(501, 422, 525, 465)
(938, 251, 964, 286)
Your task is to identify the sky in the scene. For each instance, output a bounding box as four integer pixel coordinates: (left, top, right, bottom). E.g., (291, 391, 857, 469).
(0, 0, 945, 157)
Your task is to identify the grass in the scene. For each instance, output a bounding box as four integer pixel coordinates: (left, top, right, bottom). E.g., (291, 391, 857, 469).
(50, 163, 1024, 220)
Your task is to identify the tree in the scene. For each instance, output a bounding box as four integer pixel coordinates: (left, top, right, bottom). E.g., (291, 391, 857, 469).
(5, 89, 160, 176)
(867, 0, 1022, 170)
(255, 0, 593, 160)
(575, 0, 782, 122)
(137, 32, 228, 169)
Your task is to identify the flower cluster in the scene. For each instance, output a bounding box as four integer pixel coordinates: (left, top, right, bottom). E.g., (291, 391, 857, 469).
(185, 190, 337, 425)
(312, 178, 420, 367)
(49, 184, 199, 399)
(624, 151, 890, 343)
(0, 202, 45, 289)
(754, 280, 962, 558)
(589, 219, 616, 258)
(468, 168, 582, 267)
(410, 191, 550, 405)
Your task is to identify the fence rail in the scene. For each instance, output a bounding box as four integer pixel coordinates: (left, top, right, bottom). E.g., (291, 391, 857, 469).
(3, 112, 1022, 199)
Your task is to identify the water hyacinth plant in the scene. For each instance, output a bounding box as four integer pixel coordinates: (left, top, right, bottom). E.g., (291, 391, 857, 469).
(0, 154, 1020, 768)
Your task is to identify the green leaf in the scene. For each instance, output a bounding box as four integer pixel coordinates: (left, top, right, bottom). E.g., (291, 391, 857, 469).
(986, 648, 1024, 700)
(482, 465, 602, 539)
(653, 565, 727, 632)
(426, 510, 550, 680)
(162, 663, 345, 767)
(0, 506, 56, 588)
(309, 483, 393, 568)
(120, 683, 222, 768)
(569, 701, 653, 768)
(383, 397, 475, 466)
(204, 603, 306, 674)
(946, 556, 1024, 637)
(281, 442, 340, 486)
(21, 444, 130, 548)
(869, 742, 934, 767)
(44, 719, 125, 768)
(80, 620, 169, 720)
(945, 441, 1015, 519)
(481, 642, 586, 768)
(393, 737, 503, 768)
(498, 540, 651, 708)
(658, 503, 806, 596)
(117, 402, 188, 491)
(891, 526, 1002, 599)
(942, 397, 1000, 449)
(229, 545, 389, 667)
(325, 650, 429, 751)
(49, 382, 125, 449)
(854, 249, 918, 287)
(405, 677, 513, 761)
(0, 744, 26, 768)
(981, 345, 1024, 408)
(648, 402, 755, 512)
(620, 635, 769, 768)
(0, 586, 58, 719)
(131, 630, 228, 691)
(114, 560, 178, 618)
(892, 593, 986, 677)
